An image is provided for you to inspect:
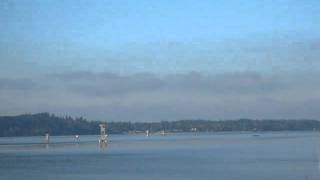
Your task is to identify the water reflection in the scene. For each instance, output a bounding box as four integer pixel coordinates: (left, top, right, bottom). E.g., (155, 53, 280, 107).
(99, 141, 108, 150)
(0, 132, 319, 180)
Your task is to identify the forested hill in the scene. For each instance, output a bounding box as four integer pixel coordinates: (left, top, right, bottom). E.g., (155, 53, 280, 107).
(0, 113, 100, 137)
(0, 113, 320, 137)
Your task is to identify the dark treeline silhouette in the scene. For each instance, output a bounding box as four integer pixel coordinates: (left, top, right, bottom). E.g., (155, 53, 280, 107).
(0, 113, 100, 137)
(0, 113, 319, 137)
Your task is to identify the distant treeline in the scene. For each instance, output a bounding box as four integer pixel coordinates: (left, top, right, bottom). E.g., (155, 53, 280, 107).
(0, 113, 319, 137)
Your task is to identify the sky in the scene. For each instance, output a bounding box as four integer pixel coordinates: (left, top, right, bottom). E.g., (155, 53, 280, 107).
(0, 0, 320, 121)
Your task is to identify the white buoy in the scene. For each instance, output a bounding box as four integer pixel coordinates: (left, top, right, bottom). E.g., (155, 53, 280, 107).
(146, 130, 150, 137)
(75, 135, 79, 142)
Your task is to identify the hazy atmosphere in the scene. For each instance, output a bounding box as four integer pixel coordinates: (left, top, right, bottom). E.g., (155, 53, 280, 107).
(1, 0, 319, 121)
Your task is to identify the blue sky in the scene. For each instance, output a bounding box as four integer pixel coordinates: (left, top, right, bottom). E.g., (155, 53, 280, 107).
(1, 0, 319, 75)
(1, 0, 320, 120)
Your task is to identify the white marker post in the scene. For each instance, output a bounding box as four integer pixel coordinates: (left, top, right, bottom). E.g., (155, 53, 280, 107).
(45, 133, 50, 144)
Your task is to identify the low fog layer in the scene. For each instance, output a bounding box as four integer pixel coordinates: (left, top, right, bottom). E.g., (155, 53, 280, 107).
(0, 71, 319, 121)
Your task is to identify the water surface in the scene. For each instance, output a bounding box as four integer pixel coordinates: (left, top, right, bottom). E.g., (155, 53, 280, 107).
(0, 132, 319, 180)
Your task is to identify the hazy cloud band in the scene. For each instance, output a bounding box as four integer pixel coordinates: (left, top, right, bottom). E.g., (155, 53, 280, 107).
(0, 71, 319, 121)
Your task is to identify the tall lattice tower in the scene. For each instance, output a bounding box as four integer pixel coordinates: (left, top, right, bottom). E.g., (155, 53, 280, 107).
(99, 123, 108, 144)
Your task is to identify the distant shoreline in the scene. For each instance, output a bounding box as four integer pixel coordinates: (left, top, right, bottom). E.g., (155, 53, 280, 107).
(0, 113, 319, 137)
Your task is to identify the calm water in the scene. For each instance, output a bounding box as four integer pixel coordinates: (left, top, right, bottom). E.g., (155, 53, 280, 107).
(0, 132, 319, 180)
